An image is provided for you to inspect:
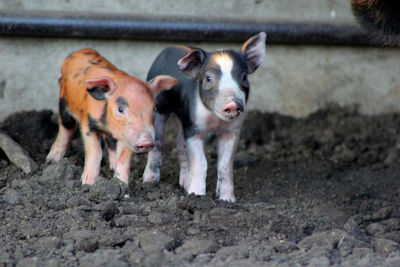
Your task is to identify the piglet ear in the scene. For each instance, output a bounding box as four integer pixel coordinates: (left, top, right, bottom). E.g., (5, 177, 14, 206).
(86, 76, 116, 101)
(241, 32, 266, 74)
(177, 49, 206, 77)
(148, 75, 178, 97)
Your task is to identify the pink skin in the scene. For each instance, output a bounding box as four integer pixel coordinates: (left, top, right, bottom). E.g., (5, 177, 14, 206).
(221, 101, 243, 120)
(47, 72, 177, 185)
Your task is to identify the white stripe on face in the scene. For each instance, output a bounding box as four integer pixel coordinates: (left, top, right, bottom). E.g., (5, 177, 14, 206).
(213, 54, 245, 105)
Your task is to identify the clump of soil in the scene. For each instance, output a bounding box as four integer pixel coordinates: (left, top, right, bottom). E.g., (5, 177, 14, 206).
(0, 105, 400, 266)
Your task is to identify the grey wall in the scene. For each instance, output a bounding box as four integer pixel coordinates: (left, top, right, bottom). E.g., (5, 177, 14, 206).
(0, 0, 399, 121)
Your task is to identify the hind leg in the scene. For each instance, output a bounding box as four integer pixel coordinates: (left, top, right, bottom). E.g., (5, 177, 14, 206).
(46, 98, 77, 163)
(143, 112, 169, 183)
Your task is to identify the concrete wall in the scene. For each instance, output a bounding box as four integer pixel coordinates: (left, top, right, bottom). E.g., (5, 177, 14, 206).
(1, 0, 400, 121)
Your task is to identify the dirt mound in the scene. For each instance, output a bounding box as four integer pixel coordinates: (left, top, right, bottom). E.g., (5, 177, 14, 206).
(0, 105, 399, 266)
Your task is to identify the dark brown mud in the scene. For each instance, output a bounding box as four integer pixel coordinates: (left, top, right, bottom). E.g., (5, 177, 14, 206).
(0, 105, 399, 266)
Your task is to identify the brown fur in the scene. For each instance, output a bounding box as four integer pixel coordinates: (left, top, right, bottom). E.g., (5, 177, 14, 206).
(48, 48, 177, 185)
(60, 48, 155, 141)
(351, 0, 400, 43)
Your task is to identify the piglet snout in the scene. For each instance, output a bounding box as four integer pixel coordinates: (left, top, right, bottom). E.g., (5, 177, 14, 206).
(135, 133, 154, 153)
(222, 101, 244, 119)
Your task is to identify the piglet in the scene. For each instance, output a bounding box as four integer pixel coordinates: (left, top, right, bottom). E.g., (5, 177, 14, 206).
(143, 32, 266, 202)
(46, 48, 177, 185)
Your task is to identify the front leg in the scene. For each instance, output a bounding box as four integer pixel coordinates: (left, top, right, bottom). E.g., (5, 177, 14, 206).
(216, 131, 239, 202)
(114, 142, 133, 184)
(143, 113, 169, 183)
(186, 136, 207, 195)
(177, 126, 190, 189)
(81, 128, 102, 185)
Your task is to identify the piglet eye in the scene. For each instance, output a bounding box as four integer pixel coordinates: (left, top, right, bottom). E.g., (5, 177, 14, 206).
(118, 106, 124, 114)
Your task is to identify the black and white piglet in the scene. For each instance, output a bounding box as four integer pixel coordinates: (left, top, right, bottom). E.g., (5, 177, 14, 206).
(143, 32, 266, 202)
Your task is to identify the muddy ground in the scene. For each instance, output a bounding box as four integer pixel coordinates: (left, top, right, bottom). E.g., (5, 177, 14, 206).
(0, 105, 400, 266)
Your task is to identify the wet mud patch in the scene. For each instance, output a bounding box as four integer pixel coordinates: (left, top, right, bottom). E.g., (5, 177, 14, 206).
(0, 105, 400, 266)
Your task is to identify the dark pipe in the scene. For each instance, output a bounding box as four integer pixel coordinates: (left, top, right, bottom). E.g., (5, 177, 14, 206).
(0, 9, 387, 46)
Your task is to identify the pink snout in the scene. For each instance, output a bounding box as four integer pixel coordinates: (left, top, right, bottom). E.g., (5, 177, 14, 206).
(221, 101, 244, 119)
(134, 133, 154, 153)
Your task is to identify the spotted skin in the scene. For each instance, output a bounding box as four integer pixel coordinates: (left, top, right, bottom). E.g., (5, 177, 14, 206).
(46, 48, 177, 185)
(143, 33, 266, 202)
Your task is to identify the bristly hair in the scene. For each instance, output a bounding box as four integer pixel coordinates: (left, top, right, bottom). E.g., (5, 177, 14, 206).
(351, 0, 400, 46)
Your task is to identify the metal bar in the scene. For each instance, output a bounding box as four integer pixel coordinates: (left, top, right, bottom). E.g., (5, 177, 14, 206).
(0, 9, 385, 46)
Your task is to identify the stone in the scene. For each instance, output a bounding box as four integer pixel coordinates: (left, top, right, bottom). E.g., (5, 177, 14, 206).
(16, 257, 41, 267)
(148, 211, 173, 225)
(99, 201, 118, 221)
(79, 249, 129, 267)
(89, 177, 126, 202)
(3, 189, 22, 205)
(298, 229, 349, 251)
(40, 159, 79, 182)
(367, 223, 386, 236)
(176, 238, 219, 256)
(0, 132, 38, 174)
(374, 238, 400, 256)
(138, 230, 173, 256)
(307, 256, 330, 267)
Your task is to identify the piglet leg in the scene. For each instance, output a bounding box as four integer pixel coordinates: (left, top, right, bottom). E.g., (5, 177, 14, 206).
(186, 136, 207, 195)
(46, 117, 76, 163)
(216, 131, 239, 202)
(104, 136, 118, 170)
(81, 128, 102, 185)
(114, 142, 133, 184)
(143, 113, 169, 183)
(177, 127, 190, 189)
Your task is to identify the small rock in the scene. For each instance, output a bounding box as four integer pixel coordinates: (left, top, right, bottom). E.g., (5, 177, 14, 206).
(187, 227, 200, 235)
(298, 229, 348, 251)
(89, 177, 126, 202)
(79, 249, 129, 267)
(384, 256, 400, 267)
(44, 259, 60, 267)
(214, 245, 250, 261)
(307, 256, 330, 267)
(367, 223, 386, 236)
(337, 236, 356, 257)
(99, 201, 119, 221)
(138, 230, 173, 256)
(374, 238, 400, 256)
(148, 211, 173, 225)
(98, 231, 129, 248)
(114, 215, 139, 227)
(68, 230, 99, 253)
(3, 189, 22, 205)
(373, 207, 393, 221)
(0, 249, 11, 265)
(176, 238, 218, 256)
(384, 145, 400, 165)
(40, 159, 79, 182)
(0, 132, 38, 174)
(16, 257, 41, 267)
(331, 144, 356, 164)
(147, 190, 161, 200)
(37, 236, 63, 251)
(209, 207, 237, 217)
(344, 214, 362, 234)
